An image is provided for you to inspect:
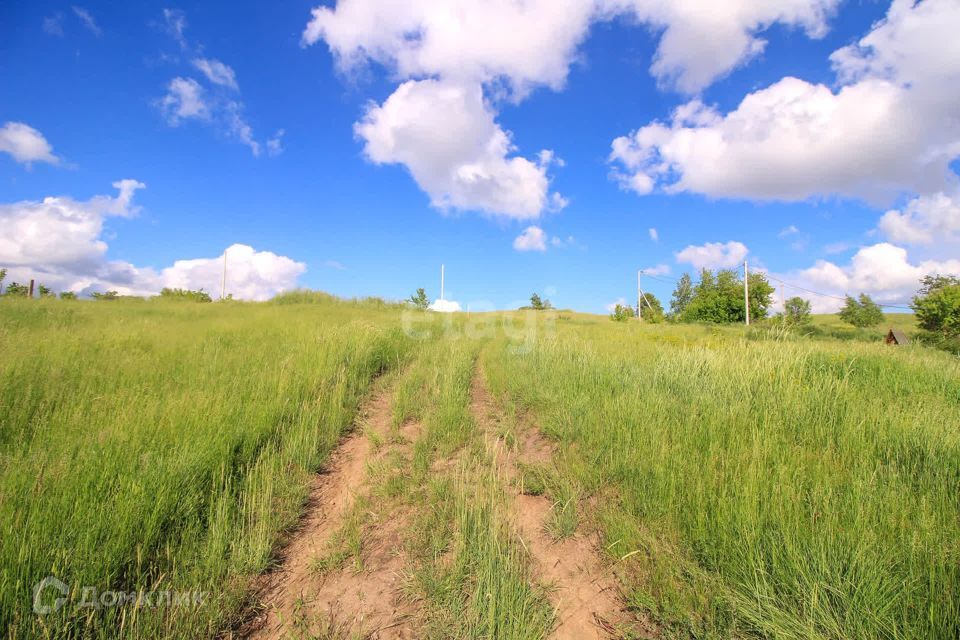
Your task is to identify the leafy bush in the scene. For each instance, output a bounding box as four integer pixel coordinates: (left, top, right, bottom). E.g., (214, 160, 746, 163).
(610, 303, 635, 322)
(526, 293, 553, 311)
(783, 296, 812, 324)
(4, 282, 29, 297)
(158, 287, 213, 303)
(59, 292, 77, 300)
(91, 290, 119, 301)
(408, 287, 429, 310)
(639, 292, 665, 323)
(839, 293, 885, 327)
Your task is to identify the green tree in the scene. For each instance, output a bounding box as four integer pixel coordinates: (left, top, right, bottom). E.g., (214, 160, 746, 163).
(38, 284, 55, 298)
(639, 292, 665, 323)
(59, 291, 77, 300)
(408, 287, 429, 310)
(0, 268, 6, 292)
(912, 276, 960, 337)
(670, 273, 694, 317)
(158, 287, 213, 303)
(918, 274, 960, 297)
(609, 303, 634, 322)
(747, 272, 776, 320)
(528, 293, 552, 311)
(783, 296, 812, 324)
(678, 269, 774, 324)
(5, 282, 29, 297)
(839, 293, 885, 327)
(91, 290, 119, 301)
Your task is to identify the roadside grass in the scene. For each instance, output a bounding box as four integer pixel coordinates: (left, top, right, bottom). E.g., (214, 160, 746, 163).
(485, 317, 960, 639)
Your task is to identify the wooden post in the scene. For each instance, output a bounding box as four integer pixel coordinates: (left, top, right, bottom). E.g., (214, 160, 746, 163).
(29, 279, 35, 299)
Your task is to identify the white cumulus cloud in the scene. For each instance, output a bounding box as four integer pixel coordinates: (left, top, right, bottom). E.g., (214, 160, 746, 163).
(675, 241, 748, 270)
(429, 298, 462, 313)
(776, 242, 960, 312)
(609, 0, 960, 203)
(357, 79, 562, 219)
(163, 244, 306, 301)
(0, 182, 304, 299)
(302, 0, 838, 218)
(514, 226, 548, 252)
(159, 77, 209, 124)
(878, 191, 960, 247)
(0, 122, 60, 166)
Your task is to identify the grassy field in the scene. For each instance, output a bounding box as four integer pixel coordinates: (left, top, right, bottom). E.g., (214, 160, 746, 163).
(1, 296, 957, 638)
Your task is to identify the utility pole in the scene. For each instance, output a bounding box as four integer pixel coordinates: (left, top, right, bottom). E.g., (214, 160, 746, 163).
(637, 270, 642, 322)
(744, 260, 750, 326)
(220, 249, 228, 300)
(29, 279, 35, 299)
(440, 264, 445, 301)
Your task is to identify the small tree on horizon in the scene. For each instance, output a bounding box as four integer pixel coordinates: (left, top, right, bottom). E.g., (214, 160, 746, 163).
(528, 293, 552, 311)
(38, 284, 55, 298)
(5, 282, 29, 297)
(610, 303, 634, 322)
(912, 275, 960, 338)
(839, 293, 885, 328)
(669, 273, 693, 317)
(91, 290, 119, 301)
(59, 291, 77, 300)
(783, 296, 812, 324)
(409, 288, 429, 310)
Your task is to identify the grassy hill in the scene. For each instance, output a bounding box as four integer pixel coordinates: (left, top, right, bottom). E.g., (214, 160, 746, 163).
(1, 296, 956, 638)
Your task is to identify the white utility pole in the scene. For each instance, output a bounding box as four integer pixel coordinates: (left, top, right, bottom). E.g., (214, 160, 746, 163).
(637, 270, 642, 322)
(221, 249, 228, 300)
(744, 260, 750, 326)
(440, 264, 445, 301)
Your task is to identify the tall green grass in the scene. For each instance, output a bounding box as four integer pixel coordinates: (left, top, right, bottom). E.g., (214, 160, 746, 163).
(485, 320, 960, 638)
(0, 298, 413, 638)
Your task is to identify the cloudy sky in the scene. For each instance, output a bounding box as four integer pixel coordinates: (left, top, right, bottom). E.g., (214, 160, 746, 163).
(1, 0, 958, 310)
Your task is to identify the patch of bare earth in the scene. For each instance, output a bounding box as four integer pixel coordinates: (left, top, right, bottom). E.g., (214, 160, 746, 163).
(470, 368, 654, 640)
(242, 385, 421, 639)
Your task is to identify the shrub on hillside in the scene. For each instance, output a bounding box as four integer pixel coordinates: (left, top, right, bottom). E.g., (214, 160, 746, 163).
(4, 282, 29, 297)
(408, 287, 429, 310)
(838, 293, 885, 328)
(158, 287, 213, 303)
(610, 303, 634, 322)
(783, 296, 812, 324)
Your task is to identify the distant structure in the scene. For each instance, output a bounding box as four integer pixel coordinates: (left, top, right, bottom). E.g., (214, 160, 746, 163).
(885, 328, 910, 345)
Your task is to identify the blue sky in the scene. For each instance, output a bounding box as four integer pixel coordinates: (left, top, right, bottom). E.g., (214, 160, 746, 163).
(1, 0, 958, 312)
